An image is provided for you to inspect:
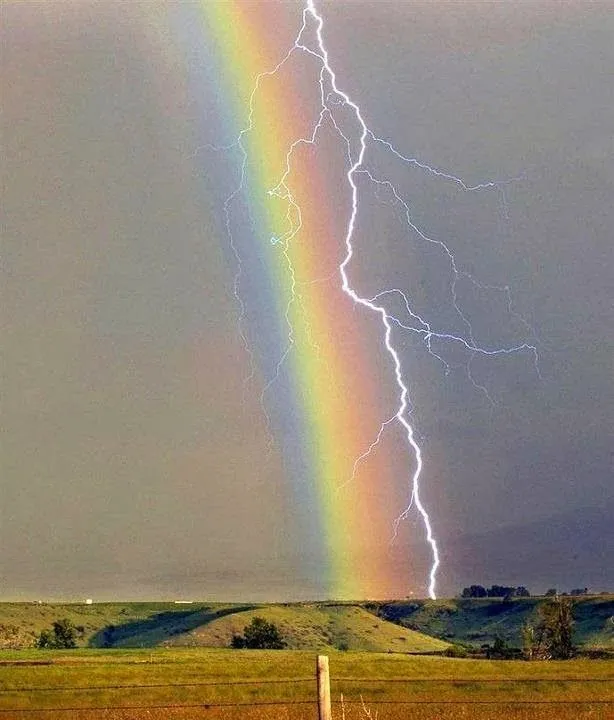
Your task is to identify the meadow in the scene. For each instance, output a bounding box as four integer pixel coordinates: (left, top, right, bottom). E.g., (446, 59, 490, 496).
(1, 647, 613, 720)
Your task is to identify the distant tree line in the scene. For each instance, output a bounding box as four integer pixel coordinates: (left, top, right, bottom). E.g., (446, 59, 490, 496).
(461, 585, 530, 599)
(547, 587, 590, 597)
(461, 585, 594, 599)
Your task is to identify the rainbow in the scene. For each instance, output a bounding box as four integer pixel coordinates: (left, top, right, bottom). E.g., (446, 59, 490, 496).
(163, 1, 422, 599)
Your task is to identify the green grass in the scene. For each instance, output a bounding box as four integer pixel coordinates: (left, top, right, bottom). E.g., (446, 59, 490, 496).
(0, 602, 448, 653)
(0, 648, 612, 719)
(167, 604, 449, 652)
(0, 603, 247, 649)
(370, 595, 614, 649)
(1, 596, 612, 656)
(1, 599, 611, 718)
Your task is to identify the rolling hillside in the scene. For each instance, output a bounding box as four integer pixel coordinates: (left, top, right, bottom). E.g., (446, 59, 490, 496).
(164, 604, 449, 652)
(1, 596, 612, 652)
(371, 595, 614, 649)
(0, 602, 448, 653)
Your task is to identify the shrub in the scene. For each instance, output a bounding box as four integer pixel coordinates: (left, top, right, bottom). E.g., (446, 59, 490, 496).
(37, 619, 77, 649)
(444, 644, 468, 658)
(230, 617, 286, 649)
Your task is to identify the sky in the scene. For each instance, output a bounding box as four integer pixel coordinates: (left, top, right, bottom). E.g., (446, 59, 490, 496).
(2, 0, 613, 601)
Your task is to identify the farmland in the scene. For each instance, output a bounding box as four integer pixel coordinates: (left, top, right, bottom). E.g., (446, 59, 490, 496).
(1, 648, 613, 719)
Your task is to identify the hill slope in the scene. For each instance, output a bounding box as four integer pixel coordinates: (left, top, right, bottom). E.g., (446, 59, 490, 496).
(0, 602, 448, 652)
(371, 595, 614, 649)
(0, 602, 247, 649)
(164, 604, 449, 652)
(2, 597, 611, 651)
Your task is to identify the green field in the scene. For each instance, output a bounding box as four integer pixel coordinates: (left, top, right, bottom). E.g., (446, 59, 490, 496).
(0, 648, 613, 719)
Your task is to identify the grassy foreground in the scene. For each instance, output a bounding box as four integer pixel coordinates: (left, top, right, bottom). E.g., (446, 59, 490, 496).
(0, 647, 613, 719)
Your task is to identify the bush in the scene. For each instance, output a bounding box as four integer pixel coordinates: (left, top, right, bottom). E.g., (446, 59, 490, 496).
(486, 636, 520, 659)
(230, 617, 286, 649)
(37, 619, 77, 649)
(444, 644, 468, 658)
(230, 633, 246, 649)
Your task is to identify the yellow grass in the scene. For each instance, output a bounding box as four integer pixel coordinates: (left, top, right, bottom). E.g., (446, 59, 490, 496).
(0, 648, 612, 719)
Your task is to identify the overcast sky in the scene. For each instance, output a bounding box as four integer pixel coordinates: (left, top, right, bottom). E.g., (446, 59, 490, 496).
(2, 0, 613, 600)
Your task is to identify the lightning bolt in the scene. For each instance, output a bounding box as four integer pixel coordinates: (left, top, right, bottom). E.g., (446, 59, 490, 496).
(305, 0, 438, 599)
(214, 1, 540, 599)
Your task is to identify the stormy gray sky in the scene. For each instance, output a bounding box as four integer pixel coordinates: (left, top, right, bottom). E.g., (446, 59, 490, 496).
(2, 0, 613, 600)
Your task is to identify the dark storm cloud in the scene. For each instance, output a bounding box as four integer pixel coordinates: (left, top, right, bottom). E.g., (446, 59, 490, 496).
(320, 0, 613, 593)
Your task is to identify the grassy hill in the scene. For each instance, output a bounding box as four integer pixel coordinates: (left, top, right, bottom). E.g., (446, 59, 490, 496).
(165, 604, 449, 652)
(1, 595, 611, 652)
(0, 602, 217, 649)
(370, 594, 614, 650)
(0, 601, 448, 653)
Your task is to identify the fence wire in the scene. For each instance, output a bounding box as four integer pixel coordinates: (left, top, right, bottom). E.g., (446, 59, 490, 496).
(0, 672, 612, 714)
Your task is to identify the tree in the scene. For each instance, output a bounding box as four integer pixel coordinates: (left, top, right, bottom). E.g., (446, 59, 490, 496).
(491, 635, 508, 658)
(36, 629, 55, 649)
(462, 584, 530, 599)
(522, 597, 575, 660)
(542, 597, 574, 659)
(521, 622, 536, 660)
(545, 588, 557, 597)
(230, 617, 286, 649)
(487, 585, 516, 598)
(461, 585, 487, 598)
(37, 618, 77, 649)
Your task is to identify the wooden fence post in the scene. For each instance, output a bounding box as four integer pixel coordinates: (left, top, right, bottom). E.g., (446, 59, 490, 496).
(317, 654, 332, 720)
